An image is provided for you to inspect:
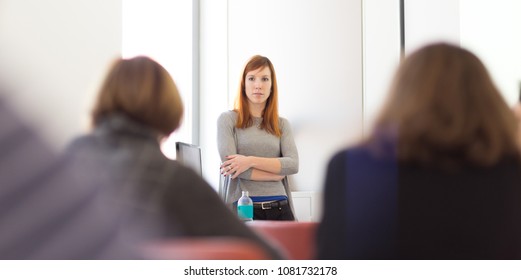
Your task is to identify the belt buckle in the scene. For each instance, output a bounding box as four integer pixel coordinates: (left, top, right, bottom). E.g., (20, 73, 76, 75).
(261, 202, 272, 210)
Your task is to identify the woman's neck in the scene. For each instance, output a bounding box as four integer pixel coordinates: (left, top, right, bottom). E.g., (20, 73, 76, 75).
(249, 103, 265, 118)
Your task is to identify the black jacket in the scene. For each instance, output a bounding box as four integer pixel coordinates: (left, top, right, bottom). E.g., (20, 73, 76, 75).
(317, 146, 521, 259)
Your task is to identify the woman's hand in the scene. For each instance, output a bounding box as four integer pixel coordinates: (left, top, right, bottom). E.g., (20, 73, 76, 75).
(220, 154, 252, 178)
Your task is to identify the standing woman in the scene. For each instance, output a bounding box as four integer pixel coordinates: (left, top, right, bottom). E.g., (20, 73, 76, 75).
(218, 55, 299, 221)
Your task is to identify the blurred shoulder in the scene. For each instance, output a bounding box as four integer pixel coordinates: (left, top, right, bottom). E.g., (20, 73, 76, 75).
(168, 159, 204, 182)
(328, 145, 375, 167)
(328, 148, 350, 168)
(64, 134, 102, 160)
(166, 160, 217, 195)
(66, 134, 95, 150)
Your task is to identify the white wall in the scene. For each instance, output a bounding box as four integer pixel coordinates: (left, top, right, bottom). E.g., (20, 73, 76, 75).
(362, 0, 401, 131)
(404, 0, 461, 53)
(200, 0, 364, 192)
(199, 0, 230, 189)
(460, 0, 521, 105)
(401, 0, 520, 105)
(0, 0, 122, 150)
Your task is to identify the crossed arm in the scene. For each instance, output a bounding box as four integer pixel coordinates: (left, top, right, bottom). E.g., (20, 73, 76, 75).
(217, 112, 298, 182)
(220, 155, 284, 181)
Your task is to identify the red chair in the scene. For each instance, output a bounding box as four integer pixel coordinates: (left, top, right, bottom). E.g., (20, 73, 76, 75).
(248, 221, 318, 260)
(144, 237, 270, 260)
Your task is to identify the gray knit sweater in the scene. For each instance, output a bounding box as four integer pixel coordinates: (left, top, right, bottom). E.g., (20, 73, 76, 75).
(66, 114, 283, 259)
(217, 110, 299, 208)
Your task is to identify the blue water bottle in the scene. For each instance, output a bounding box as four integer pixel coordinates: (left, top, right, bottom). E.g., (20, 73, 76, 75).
(237, 191, 253, 221)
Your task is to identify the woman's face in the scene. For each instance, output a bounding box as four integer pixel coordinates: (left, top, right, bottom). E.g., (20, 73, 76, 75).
(244, 66, 272, 107)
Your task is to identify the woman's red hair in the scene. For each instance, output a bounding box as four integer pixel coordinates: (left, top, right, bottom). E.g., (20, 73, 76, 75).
(234, 55, 281, 137)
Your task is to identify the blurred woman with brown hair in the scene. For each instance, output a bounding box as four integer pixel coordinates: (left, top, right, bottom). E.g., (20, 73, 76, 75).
(66, 56, 282, 258)
(317, 43, 521, 259)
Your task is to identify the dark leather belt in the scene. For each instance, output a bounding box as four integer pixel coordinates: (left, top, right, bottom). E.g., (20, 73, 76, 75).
(253, 200, 288, 210)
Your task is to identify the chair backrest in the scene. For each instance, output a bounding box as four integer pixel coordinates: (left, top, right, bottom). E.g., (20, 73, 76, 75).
(143, 237, 270, 260)
(248, 221, 318, 260)
(218, 170, 231, 201)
